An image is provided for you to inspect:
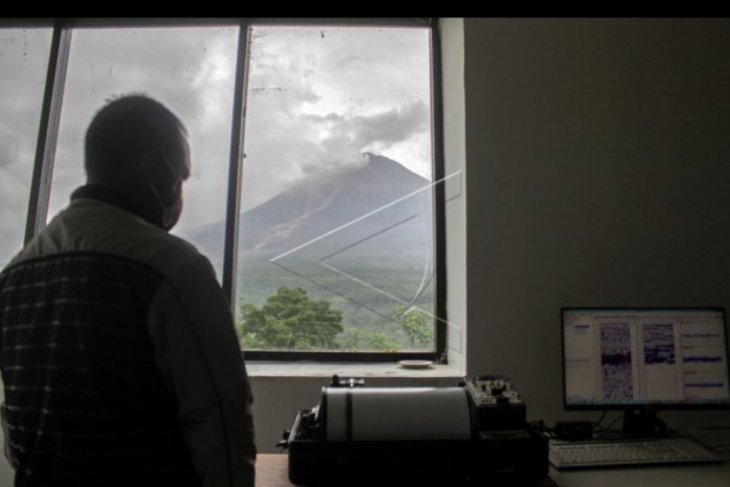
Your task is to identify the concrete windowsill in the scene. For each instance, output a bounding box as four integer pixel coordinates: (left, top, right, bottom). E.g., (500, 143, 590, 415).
(246, 360, 463, 379)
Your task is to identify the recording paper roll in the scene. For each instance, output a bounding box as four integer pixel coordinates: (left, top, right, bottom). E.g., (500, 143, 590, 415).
(323, 387, 471, 441)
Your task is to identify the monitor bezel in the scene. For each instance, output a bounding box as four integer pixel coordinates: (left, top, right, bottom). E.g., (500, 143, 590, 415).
(561, 307, 730, 411)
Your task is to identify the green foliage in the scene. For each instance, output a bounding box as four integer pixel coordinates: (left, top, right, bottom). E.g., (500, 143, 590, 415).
(339, 328, 400, 352)
(234, 259, 437, 351)
(394, 305, 434, 347)
(239, 286, 344, 350)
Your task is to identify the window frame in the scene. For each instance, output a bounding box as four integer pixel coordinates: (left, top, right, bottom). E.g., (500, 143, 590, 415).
(2, 17, 447, 363)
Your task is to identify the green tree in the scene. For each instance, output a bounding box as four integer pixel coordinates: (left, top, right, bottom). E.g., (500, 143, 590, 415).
(339, 328, 400, 352)
(395, 305, 433, 348)
(239, 287, 344, 350)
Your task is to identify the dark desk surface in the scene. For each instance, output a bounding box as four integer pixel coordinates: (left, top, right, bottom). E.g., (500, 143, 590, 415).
(550, 461, 730, 487)
(258, 452, 730, 487)
(256, 454, 559, 487)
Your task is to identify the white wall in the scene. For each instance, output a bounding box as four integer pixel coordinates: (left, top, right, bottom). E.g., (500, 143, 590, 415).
(441, 17, 468, 371)
(463, 18, 730, 428)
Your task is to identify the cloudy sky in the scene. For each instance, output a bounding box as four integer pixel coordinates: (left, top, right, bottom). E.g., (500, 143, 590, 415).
(0, 23, 433, 268)
(0, 28, 51, 266)
(242, 25, 432, 211)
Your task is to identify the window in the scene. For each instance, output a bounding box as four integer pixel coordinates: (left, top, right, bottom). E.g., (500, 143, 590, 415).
(0, 27, 52, 267)
(46, 25, 238, 279)
(0, 19, 445, 362)
(237, 24, 443, 359)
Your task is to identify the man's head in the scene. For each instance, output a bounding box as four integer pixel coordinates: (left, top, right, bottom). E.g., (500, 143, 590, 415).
(84, 94, 190, 230)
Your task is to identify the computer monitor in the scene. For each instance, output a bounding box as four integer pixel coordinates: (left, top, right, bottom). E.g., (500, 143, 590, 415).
(562, 308, 730, 435)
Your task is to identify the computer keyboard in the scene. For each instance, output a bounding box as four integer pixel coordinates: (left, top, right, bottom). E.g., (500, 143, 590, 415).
(549, 437, 724, 469)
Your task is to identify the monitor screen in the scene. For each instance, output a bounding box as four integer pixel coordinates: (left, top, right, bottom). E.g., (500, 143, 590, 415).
(562, 308, 730, 409)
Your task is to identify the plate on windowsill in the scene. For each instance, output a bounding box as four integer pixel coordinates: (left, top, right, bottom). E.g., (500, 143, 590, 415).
(398, 360, 433, 370)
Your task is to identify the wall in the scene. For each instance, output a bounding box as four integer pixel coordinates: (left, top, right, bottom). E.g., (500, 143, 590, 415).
(251, 17, 730, 453)
(463, 18, 730, 428)
(441, 18, 468, 372)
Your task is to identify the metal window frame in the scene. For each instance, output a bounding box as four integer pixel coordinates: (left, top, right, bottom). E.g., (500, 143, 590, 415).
(240, 18, 447, 362)
(9, 17, 447, 363)
(24, 20, 71, 243)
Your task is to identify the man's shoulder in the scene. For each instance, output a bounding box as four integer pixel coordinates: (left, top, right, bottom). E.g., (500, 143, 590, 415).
(8, 198, 211, 281)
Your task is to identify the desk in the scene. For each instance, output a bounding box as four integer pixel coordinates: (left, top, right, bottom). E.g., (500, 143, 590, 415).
(550, 429, 730, 487)
(550, 461, 730, 487)
(256, 454, 559, 487)
(257, 454, 730, 487)
(255, 455, 291, 487)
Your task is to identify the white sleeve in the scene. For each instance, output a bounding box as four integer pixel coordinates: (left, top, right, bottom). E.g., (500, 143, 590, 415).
(146, 254, 255, 487)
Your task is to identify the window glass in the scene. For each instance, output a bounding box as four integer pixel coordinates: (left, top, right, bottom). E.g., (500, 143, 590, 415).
(0, 28, 52, 267)
(47, 26, 238, 279)
(237, 25, 435, 352)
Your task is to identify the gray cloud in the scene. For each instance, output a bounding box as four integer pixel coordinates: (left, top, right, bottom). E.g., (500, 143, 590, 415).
(307, 99, 429, 167)
(243, 98, 429, 200)
(352, 101, 429, 146)
(0, 133, 18, 169)
(0, 24, 432, 264)
(239, 26, 432, 210)
(45, 27, 238, 237)
(0, 27, 52, 263)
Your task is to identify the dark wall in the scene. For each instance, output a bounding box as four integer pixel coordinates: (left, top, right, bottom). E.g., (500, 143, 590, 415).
(464, 19, 730, 425)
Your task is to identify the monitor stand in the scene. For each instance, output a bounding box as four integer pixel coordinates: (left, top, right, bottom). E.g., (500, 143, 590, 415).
(622, 408, 667, 437)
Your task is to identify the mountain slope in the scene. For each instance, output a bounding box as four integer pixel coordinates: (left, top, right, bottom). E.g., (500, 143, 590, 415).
(191, 153, 434, 260)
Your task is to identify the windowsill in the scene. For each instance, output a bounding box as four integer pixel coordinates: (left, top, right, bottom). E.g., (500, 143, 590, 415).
(246, 360, 463, 379)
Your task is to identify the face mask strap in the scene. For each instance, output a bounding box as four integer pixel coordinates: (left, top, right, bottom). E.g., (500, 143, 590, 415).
(140, 151, 183, 230)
